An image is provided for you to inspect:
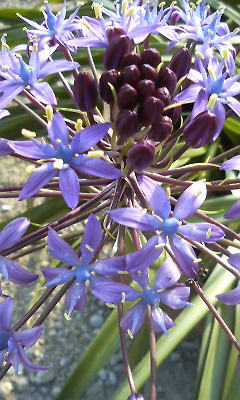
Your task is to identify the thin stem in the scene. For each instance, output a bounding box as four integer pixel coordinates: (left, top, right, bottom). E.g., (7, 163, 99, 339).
(147, 305, 157, 400)
(210, 145, 240, 164)
(13, 99, 48, 129)
(22, 90, 46, 112)
(86, 47, 99, 88)
(189, 280, 240, 353)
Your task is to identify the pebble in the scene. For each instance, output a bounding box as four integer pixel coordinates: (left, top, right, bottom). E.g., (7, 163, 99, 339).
(108, 371, 117, 385)
(170, 352, 181, 362)
(51, 386, 61, 396)
(98, 368, 107, 380)
(1, 204, 11, 211)
(0, 381, 13, 395)
(29, 369, 55, 384)
(89, 314, 104, 328)
(15, 376, 28, 389)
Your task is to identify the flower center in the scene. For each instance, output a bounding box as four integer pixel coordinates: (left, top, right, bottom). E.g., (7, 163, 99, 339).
(162, 217, 180, 236)
(75, 266, 91, 283)
(57, 146, 73, 164)
(142, 289, 160, 306)
(0, 330, 10, 351)
(210, 76, 224, 95)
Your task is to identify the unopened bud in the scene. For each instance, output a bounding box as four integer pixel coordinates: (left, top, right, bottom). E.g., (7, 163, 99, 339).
(183, 110, 218, 148)
(73, 71, 98, 112)
(127, 140, 155, 170)
(148, 116, 173, 141)
(122, 65, 141, 87)
(170, 11, 181, 24)
(128, 394, 145, 400)
(140, 64, 158, 82)
(103, 35, 132, 70)
(168, 47, 192, 80)
(157, 67, 177, 95)
(164, 101, 181, 124)
(137, 79, 155, 98)
(138, 96, 164, 125)
(154, 87, 171, 106)
(117, 84, 138, 109)
(141, 48, 161, 67)
(106, 27, 126, 42)
(122, 52, 142, 67)
(99, 69, 119, 104)
(115, 109, 139, 138)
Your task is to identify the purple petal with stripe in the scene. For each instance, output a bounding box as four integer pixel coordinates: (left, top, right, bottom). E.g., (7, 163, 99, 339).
(72, 155, 122, 179)
(228, 254, 240, 271)
(138, 175, 171, 220)
(152, 308, 175, 333)
(93, 255, 127, 275)
(228, 98, 240, 118)
(0, 297, 13, 331)
(38, 60, 79, 79)
(65, 282, 87, 315)
(109, 208, 160, 232)
(48, 111, 69, 147)
(160, 287, 191, 309)
(179, 223, 224, 243)
(0, 218, 30, 252)
(19, 162, 57, 200)
(191, 89, 208, 120)
(120, 303, 146, 335)
(91, 276, 138, 304)
(17, 345, 51, 372)
(1, 257, 38, 285)
(221, 155, 240, 171)
(224, 200, 240, 219)
(154, 258, 181, 290)
(42, 267, 75, 287)
(48, 228, 80, 266)
(14, 326, 43, 347)
(0, 138, 12, 156)
(173, 180, 207, 220)
(29, 82, 56, 105)
(80, 215, 102, 263)
(175, 84, 201, 103)
(170, 235, 199, 278)
(212, 101, 225, 140)
(71, 123, 110, 154)
(216, 286, 240, 305)
(10, 140, 57, 160)
(0, 83, 24, 108)
(59, 167, 80, 209)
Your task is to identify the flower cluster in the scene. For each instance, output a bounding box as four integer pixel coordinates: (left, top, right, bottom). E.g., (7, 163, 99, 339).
(0, 1, 239, 399)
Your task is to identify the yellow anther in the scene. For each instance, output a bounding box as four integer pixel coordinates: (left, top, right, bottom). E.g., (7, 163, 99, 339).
(53, 159, 64, 170)
(21, 129, 36, 139)
(121, 0, 128, 16)
(75, 119, 83, 132)
(176, 75, 188, 89)
(106, 303, 116, 308)
(93, 114, 105, 124)
(121, 292, 126, 303)
(92, 2, 102, 19)
(81, 19, 92, 30)
(118, 271, 129, 275)
(127, 329, 134, 339)
(56, 139, 62, 144)
(193, 258, 202, 264)
(190, 2, 196, 9)
(207, 29, 214, 36)
(166, 187, 171, 199)
(207, 67, 216, 80)
(16, 13, 21, 18)
(125, 6, 137, 17)
(26, 165, 36, 174)
(85, 244, 94, 252)
(155, 243, 165, 249)
(195, 51, 205, 60)
(159, 2, 165, 7)
(45, 105, 53, 122)
(33, 42, 38, 52)
(207, 93, 218, 110)
(177, 221, 182, 226)
(142, 208, 148, 216)
(170, 1, 177, 6)
(1, 65, 10, 71)
(206, 228, 212, 239)
(222, 48, 230, 62)
(26, 85, 31, 90)
(87, 150, 104, 159)
(64, 313, 72, 321)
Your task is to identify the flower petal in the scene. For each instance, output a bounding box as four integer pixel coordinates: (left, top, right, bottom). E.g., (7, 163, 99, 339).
(228, 254, 240, 271)
(0, 138, 12, 156)
(138, 175, 171, 220)
(109, 208, 159, 232)
(38, 60, 79, 79)
(48, 111, 69, 147)
(80, 214, 102, 263)
(10, 140, 57, 160)
(152, 308, 175, 333)
(14, 326, 43, 347)
(120, 303, 146, 335)
(0, 296, 13, 331)
(224, 200, 240, 220)
(71, 123, 110, 154)
(216, 286, 240, 306)
(1, 257, 38, 285)
(29, 82, 57, 105)
(59, 167, 80, 209)
(160, 287, 191, 309)
(48, 228, 80, 266)
(170, 236, 199, 278)
(19, 162, 57, 200)
(179, 223, 224, 243)
(93, 255, 127, 275)
(17, 345, 51, 371)
(42, 267, 75, 287)
(154, 258, 181, 289)
(91, 276, 137, 304)
(72, 155, 122, 179)
(65, 282, 87, 315)
(0, 218, 30, 252)
(173, 180, 207, 220)
(221, 155, 240, 171)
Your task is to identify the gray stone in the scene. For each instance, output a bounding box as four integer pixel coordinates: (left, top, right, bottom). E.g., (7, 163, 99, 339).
(0, 381, 13, 395)
(89, 314, 104, 328)
(51, 386, 61, 396)
(29, 369, 55, 384)
(108, 371, 117, 385)
(98, 368, 107, 380)
(15, 376, 28, 389)
(170, 352, 181, 362)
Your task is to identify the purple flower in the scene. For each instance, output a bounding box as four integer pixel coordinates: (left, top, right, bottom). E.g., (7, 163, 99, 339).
(0, 44, 79, 108)
(0, 109, 9, 120)
(0, 297, 51, 374)
(0, 218, 38, 285)
(224, 200, 240, 220)
(217, 253, 240, 305)
(175, 57, 240, 140)
(221, 156, 240, 219)
(17, 0, 80, 51)
(9, 112, 122, 209)
(118, 258, 190, 336)
(109, 176, 224, 278)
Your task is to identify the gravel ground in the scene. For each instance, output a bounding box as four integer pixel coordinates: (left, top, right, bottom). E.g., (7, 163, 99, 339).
(0, 1, 201, 399)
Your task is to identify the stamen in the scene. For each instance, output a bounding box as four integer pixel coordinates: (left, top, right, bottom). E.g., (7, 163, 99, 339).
(206, 228, 212, 239)
(87, 150, 104, 158)
(53, 159, 64, 170)
(81, 19, 92, 30)
(33, 43, 38, 52)
(207, 93, 218, 109)
(121, 292, 126, 303)
(222, 48, 230, 62)
(64, 313, 72, 321)
(92, 2, 102, 19)
(21, 129, 36, 138)
(85, 244, 94, 252)
(195, 51, 205, 60)
(193, 258, 202, 264)
(106, 303, 116, 308)
(127, 329, 134, 339)
(207, 67, 216, 80)
(155, 243, 165, 249)
(75, 119, 83, 132)
(26, 165, 36, 174)
(166, 187, 171, 199)
(45, 105, 53, 122)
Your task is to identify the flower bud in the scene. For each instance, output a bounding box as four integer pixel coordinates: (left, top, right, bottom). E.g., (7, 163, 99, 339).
(170, 11, 181, 24)
(141, 48, 161, 67)
(157, 67, 177, 95)
(154, 87, 171, 106)
(127, 394, 145, 400)
(116, 109, 139, 138)
(103, 35, 132, 70)
(164, 102, 181, 125)
(183, 110, 218, 148)
(127, 140, 155, 170)
(137, 79, 155, 98)
(117, 84, 138, 109)
(122, 52, 142, 67)
(122, 65, 141, 87)
(99, 69, 119, 104)
(106, 27, 126, 42)
(140, 64, 158, 82)
(138, 96, 164, 125)
(148, 116, 173, 141)
(168, 47, 192, 80)
(73, 70, 98, 112)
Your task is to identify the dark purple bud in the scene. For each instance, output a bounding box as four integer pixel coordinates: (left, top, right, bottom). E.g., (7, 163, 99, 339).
(122, 65, 141, 87)
(127, 140, 155, 170)
(140, 64, 158, 82)
(138, 96, 164, 125)
(157, 67, 177, 95)
(137, 79, 155, 98)
(104, 35, 132, 70)
(99, 69, 119, 104)
(168, 47, 192, 80)
(141, 48, 161, 67)
(128, 394, 145, 400)
(183, 110, 218, 148)
(122, 52, 142, 67)
(154, 87, 171, 106)
(117, 84, 138, 109)
(73, 70, 98, 112)
(148, 116, 173, 141)
(164, 102, 181, 125)
(106, 27, 126, 42)
(116, 110, 139, 138)
(170, 11, 181, 24)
